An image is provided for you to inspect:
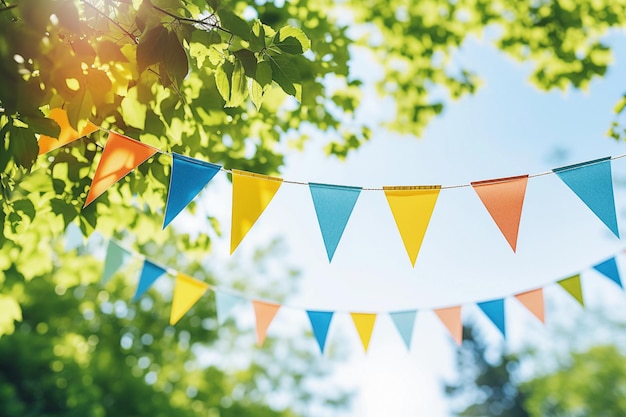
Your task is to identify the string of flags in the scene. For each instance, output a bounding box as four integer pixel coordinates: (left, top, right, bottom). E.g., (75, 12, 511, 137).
(39, 110, 623, 267)
(101, 238, 625, 352)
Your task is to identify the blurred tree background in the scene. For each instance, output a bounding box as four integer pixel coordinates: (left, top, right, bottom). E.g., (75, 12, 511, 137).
(447, 315, 626, 417)
(3, 0, 626, 415)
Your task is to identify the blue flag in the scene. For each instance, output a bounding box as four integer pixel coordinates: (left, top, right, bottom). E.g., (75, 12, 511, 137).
(389, 310, 417, 350)
(306, 310, 334, 353)
(134, 260, 167, 301)
(163, 153, 221, 229)
(477, 299, 506, 337)
(309, 183, 361, 262)
(593, 257, 622, 288)
(553, 157, 619, 238)
(102, 240, 130, 284)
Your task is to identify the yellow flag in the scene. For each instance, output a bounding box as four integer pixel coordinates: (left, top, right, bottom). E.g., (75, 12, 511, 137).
(230, 170, 283, 254)
(384, 186, 441, 267)
(350, 313, 377, 352)
(169, 273, 209, 325)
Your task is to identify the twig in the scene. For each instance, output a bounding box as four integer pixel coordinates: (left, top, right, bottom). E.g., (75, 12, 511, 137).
(0, 4, 17, 13)
(82, 0, 138, 44)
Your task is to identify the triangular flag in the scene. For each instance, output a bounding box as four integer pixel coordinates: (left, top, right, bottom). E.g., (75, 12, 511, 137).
(553, 157, 619, 237)
(134, 260, 167, 301)
(252, 300, 281, 346)
(215, 291, 244, 325)
(230, 170, 283, 254)
(102, 240, 131, 284)
(593, 257, 622, 288)
(38, 108, 99, 155)
(514, 288, 545, 323)
(434, 306, 462, 345)
(169, 273, 209, 325)
(309, 183, 362, 262)
(163, 153, 221, 228)
(558, 274, 584, 306)
(84, 131, 158, 207)
(383, 186, 441, 266)
(477, 299, 506, 337)
(350, 313, 376, 352)
(471, 175, 529, 252)
(389, 310, 417, 350)
(306, 311, 334, 353)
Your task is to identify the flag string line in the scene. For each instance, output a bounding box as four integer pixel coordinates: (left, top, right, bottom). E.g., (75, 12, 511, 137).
(85, 128, 626, 191)
(107, 237, 626, 314)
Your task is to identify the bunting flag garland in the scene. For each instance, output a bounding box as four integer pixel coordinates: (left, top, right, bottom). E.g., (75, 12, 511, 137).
(593, 257, 623, 288)
(230, 170, 283, 255)
(309, 183, 362, 262)
(163, 153, 222, 229)
(84, 131, 158, 207)
(514, 288, 545, 323)
(553, 157, 620, 238)
(252, 301, 281, 346)
(389, 310, 417, 350)
(350, 313, 377, 352)
(477, 299, 506, 337)
(557, 274, 584, 306)
(170, 273, 210, 325)
(383, 186, 441, 266)
(37, 108, 99, 155)
(96, 238, 626, 354)
(434, 306, 463, 345)
(306, 311, 334, 353)
(101, 240, 131, 284)
(216, 291, 245, 325)
(45, 128, 624, 260)
(471, 175, 529, 252)
(134, 260, 167, 301)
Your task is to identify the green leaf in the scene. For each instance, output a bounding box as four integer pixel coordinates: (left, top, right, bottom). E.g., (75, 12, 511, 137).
(268, 54, 301, 100)
(66, 87, 94, 132)
(163, 29, 189, 86)
(273, 26, 311, 54)
(250, 20, 266, 52)
(50, 198, 78, 227)
(121, 86, 147, 130)
(10, 125, 39, 170)
(250, 60, 271, 111)
(12, 199, 36, 223)
(137, 25, 169, 73)
(233, 50, 257, 77)
(217, 9, 250, 41)
(23, 115, 61, 138)
(206, 0, 220, 11)
(215, 60, 234, 103)
(227, 58, 248, 107)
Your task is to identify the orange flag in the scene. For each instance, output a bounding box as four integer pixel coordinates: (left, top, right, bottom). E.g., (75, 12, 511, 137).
(84, 131, 157, 207)
(383, 185, 441, 267)
(252, 300, 281, 346)
(515, 288, 545, 323)
(38, 108, 99, 155)
(350, 313, 377, 352)
(471, 175, 529, 252)
(434, 306, 462, 345)
(169, 273, 209, 326)
(230, 170, 283, 254)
